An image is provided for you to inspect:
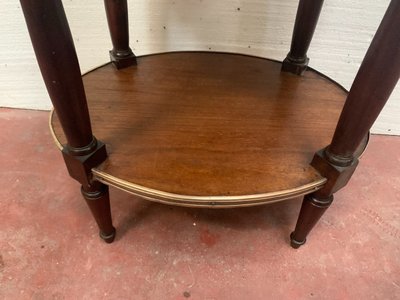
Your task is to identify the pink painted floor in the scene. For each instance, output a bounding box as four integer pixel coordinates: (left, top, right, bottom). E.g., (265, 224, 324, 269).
(0, 108, 399, 299)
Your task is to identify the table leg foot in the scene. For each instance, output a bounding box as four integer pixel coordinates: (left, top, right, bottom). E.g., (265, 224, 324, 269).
(100, 227, 116, 243)
(290, 232, 306, 249)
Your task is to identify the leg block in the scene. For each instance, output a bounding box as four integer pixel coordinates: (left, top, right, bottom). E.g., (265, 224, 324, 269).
(109, 49, 137, 69)
(281, 55, 309, 75)
(62, 139, 107, 186)
(311, 148, 358, 196)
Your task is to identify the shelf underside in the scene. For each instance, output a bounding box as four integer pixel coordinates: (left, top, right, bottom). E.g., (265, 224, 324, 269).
(51, 52, 349, 207)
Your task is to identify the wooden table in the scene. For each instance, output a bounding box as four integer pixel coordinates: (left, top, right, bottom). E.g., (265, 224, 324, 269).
(20, 0, 400, 248)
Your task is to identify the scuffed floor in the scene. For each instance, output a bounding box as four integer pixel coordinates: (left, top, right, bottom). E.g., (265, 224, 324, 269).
(0, 108, 399, 299)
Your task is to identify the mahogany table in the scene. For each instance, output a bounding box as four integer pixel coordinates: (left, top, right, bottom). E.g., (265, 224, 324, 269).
(20, 0, 400, 248)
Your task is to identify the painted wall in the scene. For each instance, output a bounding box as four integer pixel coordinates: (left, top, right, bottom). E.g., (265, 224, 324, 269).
(1, 0, 398, 134)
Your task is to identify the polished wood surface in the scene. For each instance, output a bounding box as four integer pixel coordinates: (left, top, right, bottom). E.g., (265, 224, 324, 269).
(51, 52, 349, 206)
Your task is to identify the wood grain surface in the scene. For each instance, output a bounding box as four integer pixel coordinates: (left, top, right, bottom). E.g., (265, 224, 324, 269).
(52, 52, 348, 205)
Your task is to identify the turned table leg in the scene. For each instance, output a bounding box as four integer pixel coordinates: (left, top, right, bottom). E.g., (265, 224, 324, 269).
(82, 182, 116, 243)
(290, 195, 333, 248)
(20, 0, 115, 243)
(282, 0, 324, 75)
(104, 0, 136, 69)
(291, 0, 400, 248)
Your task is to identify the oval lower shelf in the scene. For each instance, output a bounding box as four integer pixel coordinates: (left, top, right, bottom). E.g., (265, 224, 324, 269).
(51, 51, 352, 207)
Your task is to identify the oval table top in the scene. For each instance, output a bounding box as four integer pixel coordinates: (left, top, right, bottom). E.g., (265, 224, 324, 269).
(50, 51, 356, 207)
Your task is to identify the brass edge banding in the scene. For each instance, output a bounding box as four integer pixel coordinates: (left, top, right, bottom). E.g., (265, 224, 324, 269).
(92, 169, 327, 208)
(49, 109, 64, 150)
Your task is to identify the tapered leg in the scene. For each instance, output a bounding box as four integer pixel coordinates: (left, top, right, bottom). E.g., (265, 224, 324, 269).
(81, 182, 116, 243)
(290, 194, 333, 248)
(104, 0, 136, 69)
(290, 0, 400, 248)
(282, 0, 324, 75)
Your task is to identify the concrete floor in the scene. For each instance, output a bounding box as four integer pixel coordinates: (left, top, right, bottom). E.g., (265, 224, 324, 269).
(0, 108, 399, 299)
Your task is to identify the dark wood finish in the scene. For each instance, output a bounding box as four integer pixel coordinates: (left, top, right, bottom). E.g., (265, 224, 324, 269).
(290, 150, 358, 248)
(282, 0, 324, 75)
(21, 0, 113, 242)
(81, 182, 116, 243)
(290, 194, 333, 248)
(20, 0, 109, 177)
(62, 140, 107, 186)
(291, 0, 400, 248)
(52, 52, 349, 201)
(311, 149, 359, 197)
(104, 0, 136, 69)
(21, 0, 396, 246)
(20, 0, 94, 151)
(327, 0, 400, 164)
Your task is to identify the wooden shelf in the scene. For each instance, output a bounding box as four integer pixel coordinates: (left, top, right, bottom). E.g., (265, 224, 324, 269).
(51, 52, 351, 207)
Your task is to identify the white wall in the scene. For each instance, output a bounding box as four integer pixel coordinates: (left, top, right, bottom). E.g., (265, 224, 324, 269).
(1, 0, 398, 134)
